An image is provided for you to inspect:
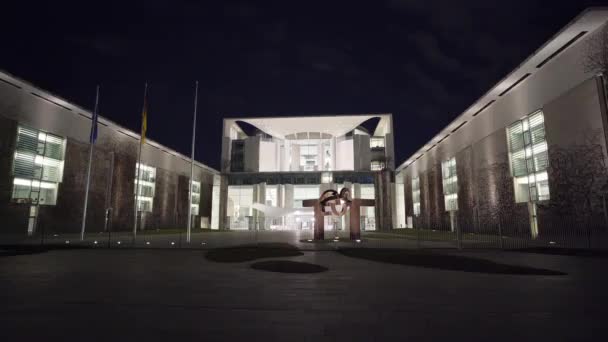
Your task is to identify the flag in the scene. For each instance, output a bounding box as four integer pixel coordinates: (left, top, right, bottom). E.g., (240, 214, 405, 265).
(89, 86, 99, 144)
(141, 93, 147, 144)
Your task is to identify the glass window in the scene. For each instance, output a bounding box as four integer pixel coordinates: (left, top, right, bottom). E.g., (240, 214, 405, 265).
(507, 110, 550, 203)
(135, 163, 156, 212)
(265, 185, 278, 206)
(371, 161, 385, 171)
(12, 126, 66, 206)
(441, 157, 458, 211)
(293, 185, 319, 208)
(11, 178, 59, 205)
(227, 185, 254, 229)
(321, 172, 333, 184)
(412, 176, 421, 217)
(190, 180, 201, 216)
(370, 137, 385, 149)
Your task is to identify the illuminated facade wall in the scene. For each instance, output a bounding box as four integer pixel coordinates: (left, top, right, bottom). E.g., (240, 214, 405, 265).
(219, 115, 397, 232)
(0, 72, 219, 235)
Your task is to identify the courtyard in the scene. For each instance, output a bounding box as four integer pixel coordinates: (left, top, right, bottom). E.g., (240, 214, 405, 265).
(1, 243, 607, 341)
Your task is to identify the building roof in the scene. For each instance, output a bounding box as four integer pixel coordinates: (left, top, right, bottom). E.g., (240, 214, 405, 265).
(225, 114, 392, 139)
(0, 69, 219, 174)
(396, 7, 608, 172)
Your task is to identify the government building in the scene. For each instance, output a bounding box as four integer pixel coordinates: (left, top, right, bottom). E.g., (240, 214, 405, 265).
(1, 8, 608, 242)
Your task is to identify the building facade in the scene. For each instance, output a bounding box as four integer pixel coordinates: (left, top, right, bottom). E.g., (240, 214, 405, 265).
(215, 115, 401, 232)
(396, 9, 608, 239)
(0, 71, 219, 236)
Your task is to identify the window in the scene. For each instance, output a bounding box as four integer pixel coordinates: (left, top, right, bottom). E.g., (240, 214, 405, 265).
(11, 126, 66, 206)
(227, 185, 254, 229)
(191, 180, 201, 216)
(507, 110, 550, 202)
(370, 137, 385, 149)
(321, 172, 333, 184)
(293, 185, 319, 208)
(370, 161, 385, 171)
(412, 176, 421, 217)
(360, 184, 376, 230)
(230, 140, 244, 172)
(299, 142, 318, 171)
(135, 163, 156, 212)
(441, 157, 458, 211)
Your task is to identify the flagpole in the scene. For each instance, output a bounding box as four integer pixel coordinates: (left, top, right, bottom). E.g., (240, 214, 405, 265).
(134, 83, 148, 243)
(80, 85, 100, 241)
(187, 81, 199, 243)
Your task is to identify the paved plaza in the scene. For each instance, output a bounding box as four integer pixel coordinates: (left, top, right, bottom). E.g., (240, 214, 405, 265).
(1, 242, 607, 341)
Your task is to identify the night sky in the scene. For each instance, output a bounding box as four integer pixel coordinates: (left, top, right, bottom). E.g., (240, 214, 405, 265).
(1, 1, 605, 170)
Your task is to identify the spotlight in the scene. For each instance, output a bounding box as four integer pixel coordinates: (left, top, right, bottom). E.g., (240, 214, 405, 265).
(65, 240, 70, 244)
(117, 241, 121, 245)
(356, 239, 361, 243)
(94, 241, 98, 245)
(171, 242, 175, 245)
(146, 241, 150, 245)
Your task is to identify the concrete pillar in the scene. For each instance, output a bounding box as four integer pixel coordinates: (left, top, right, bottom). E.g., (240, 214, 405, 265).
(284, 184, 294, 209)
(218, 175, 229, 230)
(343, 181, 352, 234)
(374, 170, 394, 231)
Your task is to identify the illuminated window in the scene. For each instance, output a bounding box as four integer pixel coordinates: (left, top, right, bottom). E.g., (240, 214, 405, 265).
(321, 172, 333, 184)
(227, 185, 254, 229)
(135, 163, 156, 212)
(507, 110, 550, 203)
(412, 176, 421, 216)
(370, 137, 385, 149)
(370, 161, 385, 171)
(11, 126, 66, 205)
(441, 157, 458, 211)
(191, 180, 201, 216)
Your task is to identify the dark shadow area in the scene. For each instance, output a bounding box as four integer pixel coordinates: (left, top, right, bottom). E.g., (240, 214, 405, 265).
(205, 243, 303, 263)
(337, 248, 567, 275)
(250, 260, 328, 273)
(509, 247, 608, 258)
(0, 245, 88, 257)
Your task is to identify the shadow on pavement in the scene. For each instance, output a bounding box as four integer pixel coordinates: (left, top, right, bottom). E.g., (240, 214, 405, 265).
(250, 260, 328, 273)
(508, 247, 608, 258)
(337, 248, 567, 275)
(0, 245, 88, 257)
(205, 243, 303, 263)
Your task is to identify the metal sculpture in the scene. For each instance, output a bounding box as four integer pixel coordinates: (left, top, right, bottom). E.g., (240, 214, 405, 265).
(303, 187, 375, 241)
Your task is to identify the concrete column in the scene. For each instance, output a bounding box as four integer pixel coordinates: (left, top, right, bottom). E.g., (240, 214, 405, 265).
(218, 175, 228, 230)
(374, 170, 394, 231)
(255, 182, 266, 230)
(284, 184, 294, 209)
(343, 181, 352, 235)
